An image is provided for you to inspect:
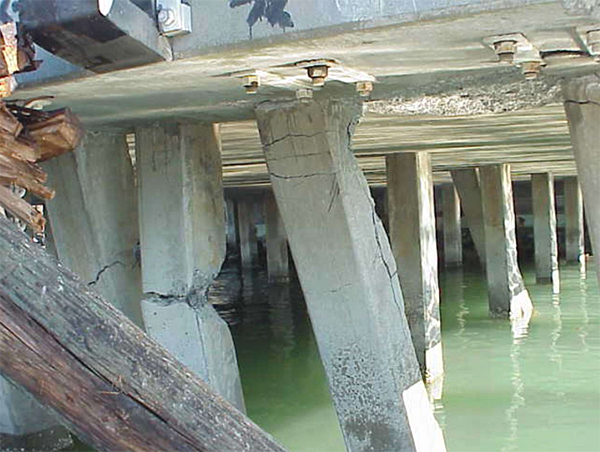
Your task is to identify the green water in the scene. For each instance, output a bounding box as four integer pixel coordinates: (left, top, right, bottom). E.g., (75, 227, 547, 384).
(223, 263, 600, 452)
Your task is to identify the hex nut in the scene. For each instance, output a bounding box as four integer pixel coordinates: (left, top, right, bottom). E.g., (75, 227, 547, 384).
(243, 75, 260, 94)
(356, 81, 374, 97)
(493, 40, 518, 63)
(587, 29, 600, 56)
(158, 8, 176, 26)
(307, 65, 329, 87)
(521, 61, 541, 80)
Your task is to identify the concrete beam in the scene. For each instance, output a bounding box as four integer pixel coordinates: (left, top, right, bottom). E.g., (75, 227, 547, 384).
(563, 74, 600, 287)
(450, 168, 486, 268)
(256, 99, 445, 452)
(136, 122, 245, 412)
(442, 183, 463, 268)
(531, 173, 559, 292)
(264, 191, 289, 283)
(563, 176, 585, 265)
(44, 131, 144, 326)
(387, 152, 443, 387)
(479, 164, 532, 319)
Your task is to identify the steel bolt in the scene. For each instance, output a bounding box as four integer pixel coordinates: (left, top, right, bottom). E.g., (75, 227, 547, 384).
(307, 65, 329, 87)
(356, 81, 374, 97)
(243, 75, 260, 94)
(522, 61, 541, 80)
(587, 29, 600, 56)
(493, 40, 518, 64)
(158, 8, 176, 26)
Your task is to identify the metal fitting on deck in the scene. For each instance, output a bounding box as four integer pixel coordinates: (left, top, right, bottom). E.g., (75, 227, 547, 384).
(587, 30, 600, 60)
(243, 75, 260, 94)
(307, 65, 329, 87)
(521, 61, 542, 80)
(356, 81, 373, 97)
(493, 40, 518, 64)
(156, 0, 192, 37)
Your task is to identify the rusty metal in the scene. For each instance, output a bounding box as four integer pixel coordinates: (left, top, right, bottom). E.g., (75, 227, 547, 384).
(307, 65, 329, 87)
(493, 40, 518, 64)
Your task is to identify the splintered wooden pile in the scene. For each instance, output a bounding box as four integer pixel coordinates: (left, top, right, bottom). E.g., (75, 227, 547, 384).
(0, 21, 82, 233)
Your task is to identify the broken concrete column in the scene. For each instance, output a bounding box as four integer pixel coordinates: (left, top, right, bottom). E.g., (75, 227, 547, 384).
(264, 191, 289, 282)
(531, 173, 559, 292)
(479, 164, 533, 319)
(237, 197, 258, 270)
(135, 122, 245, 412)
(450, 168, 486, 268)
(442, 183, 463, 268)
(563, 75, 600, 286)
(387, 152, 443, 388)
(10, 130, 141, 451)
(256, 99, 445, 452)
(44, 131, 144, 326)
(563, 176, 585, 265)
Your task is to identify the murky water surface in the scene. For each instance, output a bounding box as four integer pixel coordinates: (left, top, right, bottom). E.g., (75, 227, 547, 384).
(212, 263, 600, 452)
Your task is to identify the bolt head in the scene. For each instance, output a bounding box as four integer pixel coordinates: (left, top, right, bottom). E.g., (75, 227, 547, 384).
(307, 65, 328, 86)
(493, 40, 517, 64)
(158, 8, 176, 26)
(356, 81, 373, 97)
(587, 30, 600, 56)
(243, 75, 260, 94)
(521, 61, 541, 80)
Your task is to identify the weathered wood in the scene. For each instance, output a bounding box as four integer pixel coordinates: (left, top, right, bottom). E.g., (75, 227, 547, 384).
(0, 103, 22, 136)
(0, 216, 285, 452)
(17, 108, 83, 161)
(0, 153, 53, 199)
(0, 185, 44, 231)
(0, 130, 40, 162)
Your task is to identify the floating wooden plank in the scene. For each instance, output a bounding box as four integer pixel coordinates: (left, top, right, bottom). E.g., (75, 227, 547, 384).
(0, 130, 40, 162)
(0, 216, 287, 452)
(0, 103, 23, 136)
(0, 153, 53, 199)
(26, 109, 83, 161)
(0, 185, 44, 232)
(0, 22, 19, 76)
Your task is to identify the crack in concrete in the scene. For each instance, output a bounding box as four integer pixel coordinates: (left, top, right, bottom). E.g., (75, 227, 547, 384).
(88, 261, 124, 286)
(269, 170, 336, 180)
(143, 286, 210, 309)
(564, 99, 600, 107)
(263, 131, 328, 149)
(265, 151, 324, 162)
(327, 174, 340, 213)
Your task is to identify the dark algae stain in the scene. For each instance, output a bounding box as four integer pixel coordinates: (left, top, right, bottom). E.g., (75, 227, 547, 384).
(229, 0, 294, 38)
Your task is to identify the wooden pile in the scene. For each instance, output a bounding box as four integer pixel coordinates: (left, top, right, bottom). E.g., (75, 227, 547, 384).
(0, 20, 82, 233)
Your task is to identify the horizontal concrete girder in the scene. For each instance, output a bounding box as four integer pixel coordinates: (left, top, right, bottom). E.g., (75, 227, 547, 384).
(13, 2, 599, 127)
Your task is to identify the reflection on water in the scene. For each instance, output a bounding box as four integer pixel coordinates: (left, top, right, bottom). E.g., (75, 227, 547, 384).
(216, 263, 600, 452)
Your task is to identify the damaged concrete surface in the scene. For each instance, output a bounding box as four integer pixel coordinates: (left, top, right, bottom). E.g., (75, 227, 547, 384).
(256, 98, 445, 451)
(135, 121, 245, 412)
(43, 131, 144, 327)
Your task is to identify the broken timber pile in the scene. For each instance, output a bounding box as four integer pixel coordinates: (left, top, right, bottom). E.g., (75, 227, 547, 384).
(0, 215, 286, 452)
(0, 19, 81, 233)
